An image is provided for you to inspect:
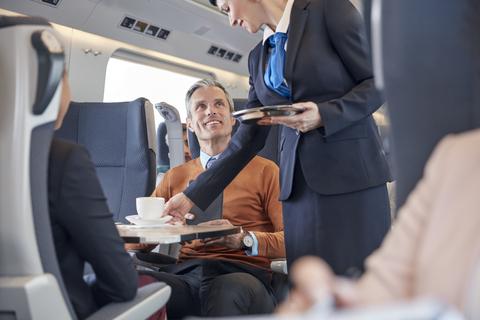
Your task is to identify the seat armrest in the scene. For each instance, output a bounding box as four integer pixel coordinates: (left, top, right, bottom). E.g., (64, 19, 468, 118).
(130, 251, 177, 272)
(85, 282, 171, 320)
(271, 258, 289, 303)
(271, 258, 288, 275)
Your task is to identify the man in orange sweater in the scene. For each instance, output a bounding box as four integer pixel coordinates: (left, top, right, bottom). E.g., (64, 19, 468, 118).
(132, 79, 285, 319)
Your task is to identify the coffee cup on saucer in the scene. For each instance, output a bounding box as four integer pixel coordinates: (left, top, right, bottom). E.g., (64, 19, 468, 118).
(136, 197, 165, 220)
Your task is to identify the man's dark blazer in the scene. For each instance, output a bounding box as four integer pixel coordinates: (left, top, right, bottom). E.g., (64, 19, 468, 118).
(185, 0, 392, 210)
(48, 138, 138, 320)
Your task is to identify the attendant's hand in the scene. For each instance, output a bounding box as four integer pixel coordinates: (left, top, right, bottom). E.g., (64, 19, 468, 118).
(270, 101, 323, 133)
(198, 219, 243, 249)
(163, 192, 195, 223)
(168, 216, 194, 226)
(275, 256, 358, 314)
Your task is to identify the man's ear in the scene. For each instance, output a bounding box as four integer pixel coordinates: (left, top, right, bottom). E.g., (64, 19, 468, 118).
(231, 116, 236, 126)
(186, 117, 195, 133)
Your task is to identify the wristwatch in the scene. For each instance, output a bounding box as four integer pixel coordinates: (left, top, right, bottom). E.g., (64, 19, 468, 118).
(242, 231, 254, 250)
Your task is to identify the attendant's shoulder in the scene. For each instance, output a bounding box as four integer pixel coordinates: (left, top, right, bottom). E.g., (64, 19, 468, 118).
(323, 0, 364, 28)
(249, 40, 264, 62)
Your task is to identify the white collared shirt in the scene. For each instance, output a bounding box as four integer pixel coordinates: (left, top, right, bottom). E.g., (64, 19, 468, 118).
(200, 150, 219, 169)
(262, 0, 295, 45)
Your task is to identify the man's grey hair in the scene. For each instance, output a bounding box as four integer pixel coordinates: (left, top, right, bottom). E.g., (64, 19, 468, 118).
(185, 78, 235, 118)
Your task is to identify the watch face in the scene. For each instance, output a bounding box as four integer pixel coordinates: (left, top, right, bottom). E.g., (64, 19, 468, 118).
(243, 234, 254, 247)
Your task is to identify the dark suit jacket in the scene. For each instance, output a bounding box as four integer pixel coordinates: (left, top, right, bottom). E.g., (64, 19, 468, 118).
(48, 138, 138, 320)
(185, 0, 393, 209)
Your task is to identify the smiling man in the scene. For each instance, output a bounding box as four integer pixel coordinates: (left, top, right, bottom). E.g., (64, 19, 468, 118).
(185, 80, 234, 160)
(132, 78, 285, 319)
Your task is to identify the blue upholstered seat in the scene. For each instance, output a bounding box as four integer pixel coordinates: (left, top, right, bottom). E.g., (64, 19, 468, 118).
(55, 98, 157, 224)
(0, 15, 170, 320)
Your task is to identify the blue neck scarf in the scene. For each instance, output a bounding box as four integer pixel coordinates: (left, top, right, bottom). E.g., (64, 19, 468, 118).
(264, 32, 291, 100)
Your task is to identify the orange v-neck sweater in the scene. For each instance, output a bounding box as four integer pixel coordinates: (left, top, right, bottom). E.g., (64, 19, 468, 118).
(152, 156, 284, 271)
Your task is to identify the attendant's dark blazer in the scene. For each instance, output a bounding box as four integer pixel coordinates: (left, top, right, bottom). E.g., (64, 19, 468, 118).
(185, 0, 393, 209)
(48, 138, 138, 320)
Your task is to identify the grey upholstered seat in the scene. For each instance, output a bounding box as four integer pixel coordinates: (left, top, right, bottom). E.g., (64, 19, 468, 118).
(55, 98, 157, 224)
(156, 121, 170, 174)
(0, 15, 170, 320)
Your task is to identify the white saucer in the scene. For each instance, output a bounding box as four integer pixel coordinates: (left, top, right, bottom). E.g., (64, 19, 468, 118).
(125, 215, 172, 227)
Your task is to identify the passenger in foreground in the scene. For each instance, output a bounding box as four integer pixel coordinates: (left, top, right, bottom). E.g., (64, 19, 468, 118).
(277, 129, 480, 319)
(50, 69, 161, 320)
(130, 78, 285, 319)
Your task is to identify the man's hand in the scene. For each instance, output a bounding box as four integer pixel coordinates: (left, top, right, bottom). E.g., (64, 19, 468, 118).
(198, 219, 243, 249)
(275, 256, 358, 314)
(124, 243, 157, 252)
(163, 192, 195, 223)
(269, 101, 323, 133)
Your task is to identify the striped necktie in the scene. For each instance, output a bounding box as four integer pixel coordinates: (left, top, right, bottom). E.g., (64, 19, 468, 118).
(206, 157, 217, 169)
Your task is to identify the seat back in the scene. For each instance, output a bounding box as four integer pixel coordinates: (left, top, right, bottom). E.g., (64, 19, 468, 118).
(155, 102, 185, 168)
(188, 98, 281, 164)
(372, 0, 480, 210)
(55, 98, 157, 224)
(0, 15, 75, 319)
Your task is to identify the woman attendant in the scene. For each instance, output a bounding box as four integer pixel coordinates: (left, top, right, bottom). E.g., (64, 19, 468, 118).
(165, 0, 393, 275)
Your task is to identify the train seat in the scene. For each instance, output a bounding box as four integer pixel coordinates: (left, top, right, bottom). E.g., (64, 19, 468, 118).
(54, 98, 157, 224)
(154, 102, 185, 188)
(0, 15, 169, 320)
(156, 121, 170, 179)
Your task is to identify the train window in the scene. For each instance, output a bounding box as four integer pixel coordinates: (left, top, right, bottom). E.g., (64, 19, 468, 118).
(104, 56, 210, 129)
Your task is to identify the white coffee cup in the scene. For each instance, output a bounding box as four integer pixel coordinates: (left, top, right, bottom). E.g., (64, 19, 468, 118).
(136, 197, 165, 220)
